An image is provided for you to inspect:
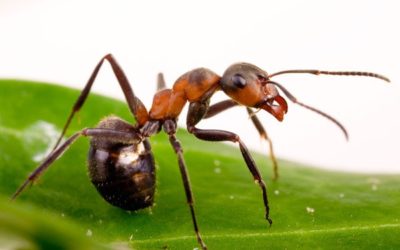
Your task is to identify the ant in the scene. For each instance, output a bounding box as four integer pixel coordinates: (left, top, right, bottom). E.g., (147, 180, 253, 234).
(12, 54, 389, 250)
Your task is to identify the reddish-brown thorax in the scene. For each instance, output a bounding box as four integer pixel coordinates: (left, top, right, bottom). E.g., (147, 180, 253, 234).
(149, 68, 221, 120)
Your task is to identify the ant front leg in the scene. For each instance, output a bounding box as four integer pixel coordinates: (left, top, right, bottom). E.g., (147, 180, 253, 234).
(246, 107, 278, 180)
(53, 54, 149, 150)
(203, 99, 279, 180)
(187, 102, 272, 225)
(163, 119, 207, 250)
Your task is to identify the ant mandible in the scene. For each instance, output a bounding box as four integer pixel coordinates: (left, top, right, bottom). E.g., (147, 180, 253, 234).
(12, 54, 390, 250)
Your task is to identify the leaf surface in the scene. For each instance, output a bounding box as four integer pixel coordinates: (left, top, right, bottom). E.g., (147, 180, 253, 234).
(0, 80, 399, 249)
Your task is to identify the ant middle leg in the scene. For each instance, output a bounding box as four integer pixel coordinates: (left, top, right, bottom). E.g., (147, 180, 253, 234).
(163, 119, 207, 250)
(53, 54, 149, 150)
(203, 99, 279, 179)
(157, 73, 167, 91)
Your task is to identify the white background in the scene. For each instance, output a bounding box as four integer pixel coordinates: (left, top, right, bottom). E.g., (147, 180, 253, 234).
(0, 0, 399, 173)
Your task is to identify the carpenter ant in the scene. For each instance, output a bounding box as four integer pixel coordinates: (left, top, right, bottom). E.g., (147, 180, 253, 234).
(12, 54, 389, 250)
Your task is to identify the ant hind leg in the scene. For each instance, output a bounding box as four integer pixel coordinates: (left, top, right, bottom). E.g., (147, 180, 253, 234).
(12, 127, 141, 200)
(53, 54, 149, 150)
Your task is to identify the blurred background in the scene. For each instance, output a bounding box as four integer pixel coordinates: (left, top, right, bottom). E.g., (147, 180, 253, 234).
(0, 0, 398, 173)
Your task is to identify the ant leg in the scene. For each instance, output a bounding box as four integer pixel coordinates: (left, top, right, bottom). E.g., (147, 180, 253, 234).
(203, 99, 238, 119)
(163, 120, 207, 250)
(187, 125, 272, 225)
(246, 107, 278, 180)
(157, 73, 167, 90)
(12, 128, 141, 200)
(53, 54, 149, 150)
(204, 100, 279, 180)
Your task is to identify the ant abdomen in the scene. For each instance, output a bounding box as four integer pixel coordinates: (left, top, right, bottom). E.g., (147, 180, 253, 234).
(88, 117, 156, 210)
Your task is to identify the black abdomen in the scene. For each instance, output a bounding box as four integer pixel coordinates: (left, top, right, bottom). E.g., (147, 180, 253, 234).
(88, 134, 155, 211)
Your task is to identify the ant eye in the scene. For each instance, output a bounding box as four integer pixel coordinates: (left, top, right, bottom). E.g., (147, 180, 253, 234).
(232, 74, 246, 88)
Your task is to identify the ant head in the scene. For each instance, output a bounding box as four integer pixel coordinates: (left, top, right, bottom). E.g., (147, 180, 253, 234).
(220, 63, 288, 121)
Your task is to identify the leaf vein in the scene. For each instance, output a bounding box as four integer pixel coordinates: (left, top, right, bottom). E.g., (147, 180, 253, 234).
(131, 223, 400, 244)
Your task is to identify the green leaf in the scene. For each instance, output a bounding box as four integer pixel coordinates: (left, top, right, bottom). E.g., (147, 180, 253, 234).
(0, 79, 399, 250)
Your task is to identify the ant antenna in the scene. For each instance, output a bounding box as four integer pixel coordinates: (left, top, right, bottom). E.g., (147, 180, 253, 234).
(267, 80, 349, 140)
(269, 69, 390, 83)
